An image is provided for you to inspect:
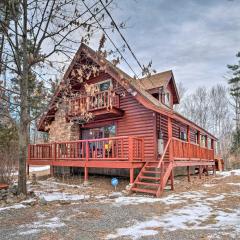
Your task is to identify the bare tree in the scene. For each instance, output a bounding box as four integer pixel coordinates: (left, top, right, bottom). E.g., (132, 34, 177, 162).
(0, 0, 120, 194)
(174, 81, 187, 112)
(181, 87, 209, 130)
(179, 84, 233, 158)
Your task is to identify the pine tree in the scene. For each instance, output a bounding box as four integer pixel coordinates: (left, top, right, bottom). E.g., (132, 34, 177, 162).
(228, 52, 240, 152)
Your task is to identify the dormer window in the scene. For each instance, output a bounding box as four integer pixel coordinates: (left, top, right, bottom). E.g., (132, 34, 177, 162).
(165, 91, 170, 106)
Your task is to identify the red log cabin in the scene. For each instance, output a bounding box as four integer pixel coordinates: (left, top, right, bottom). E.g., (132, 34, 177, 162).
(28, 44, 217, 197)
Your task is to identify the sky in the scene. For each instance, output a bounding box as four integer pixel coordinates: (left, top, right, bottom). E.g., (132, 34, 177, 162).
(89, 0, 240, 92)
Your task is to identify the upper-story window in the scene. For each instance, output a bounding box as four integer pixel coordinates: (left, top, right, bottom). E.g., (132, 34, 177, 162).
(96, 79, 112, 92)
(164, 91, 170, 106)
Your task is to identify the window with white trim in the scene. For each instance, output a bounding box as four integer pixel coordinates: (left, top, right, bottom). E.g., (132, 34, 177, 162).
(95, 79, 112, 92)
(164, 91, 171, 106)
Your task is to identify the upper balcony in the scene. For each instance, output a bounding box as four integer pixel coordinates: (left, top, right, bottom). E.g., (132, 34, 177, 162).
(67, 90, 124, 120)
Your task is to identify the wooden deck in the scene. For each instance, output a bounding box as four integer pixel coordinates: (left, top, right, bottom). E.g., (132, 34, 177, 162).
(28, 135, 215, 197)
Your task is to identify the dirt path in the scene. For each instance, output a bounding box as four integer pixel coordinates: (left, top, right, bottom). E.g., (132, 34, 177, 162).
(0, 170, 239, 240)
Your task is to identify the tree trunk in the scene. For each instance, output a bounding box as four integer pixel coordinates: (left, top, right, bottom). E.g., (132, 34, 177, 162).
(18, 117, 28, 194)
(18, 0, 29, 195)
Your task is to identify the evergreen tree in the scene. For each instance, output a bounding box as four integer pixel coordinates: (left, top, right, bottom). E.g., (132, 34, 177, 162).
(228, 52, 240, 152)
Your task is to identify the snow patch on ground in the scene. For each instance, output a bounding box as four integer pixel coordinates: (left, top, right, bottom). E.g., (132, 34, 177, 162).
(203, 183, 216, 187)
(0, 203, 27, 212)
(18, 217, 65, 236)
(227, 182, 240, 186)
(106, 202, 212, 239)
(106, 219, 159, 240)
(106, 201, 240, 239)
(217, 169, 240, 178)
(36, 192, 89, 202)
(215, 209, 240, 232)
(109, 191, 207, 206)
(21, 198, 36, 204)
(39, 179, 83, 189)
(29, 166, 50, 172)
(205, 195, 225, 201)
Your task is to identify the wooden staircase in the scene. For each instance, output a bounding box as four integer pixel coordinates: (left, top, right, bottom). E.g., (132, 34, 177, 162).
(131, 161, 173, 197)
(131, 138, 174, 197)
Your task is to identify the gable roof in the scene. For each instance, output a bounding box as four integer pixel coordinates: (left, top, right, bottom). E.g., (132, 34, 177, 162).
(38, 43, 217, 140)
(140, 70, 180, 104)
(140, 70, 172, 89)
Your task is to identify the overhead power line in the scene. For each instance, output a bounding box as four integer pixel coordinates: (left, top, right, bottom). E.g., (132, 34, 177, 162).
(99, 0, 144, 73)
(82, 0, 139, 77)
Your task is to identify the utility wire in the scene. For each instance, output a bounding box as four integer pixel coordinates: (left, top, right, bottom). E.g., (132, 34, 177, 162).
(99, 0, 144, 73)
(82, 0, 139, 77)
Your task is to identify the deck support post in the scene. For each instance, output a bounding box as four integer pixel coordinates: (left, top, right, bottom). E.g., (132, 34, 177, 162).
(199, 165, 202, 179)
(130, 168, 134, 184)
(170, 169, 174, 190)
(84, 167, 88, 183)
(187, 166, 190, 182)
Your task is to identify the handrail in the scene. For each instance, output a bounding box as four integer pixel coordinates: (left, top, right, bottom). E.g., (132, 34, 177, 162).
(172, 137, 214, 160)
(28, 136, 144, 162)
(157, 138, 171, 168)
(68, 90, 120, 116)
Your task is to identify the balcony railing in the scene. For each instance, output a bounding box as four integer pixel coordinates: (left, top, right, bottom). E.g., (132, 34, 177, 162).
(68, 90, 120, 116)
(28, 136, 144, 162)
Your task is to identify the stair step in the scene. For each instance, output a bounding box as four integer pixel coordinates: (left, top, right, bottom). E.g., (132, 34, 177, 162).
(142, 170, 161, 174)
(145, 166, 159, 169)
(139, 176, 160, 180)
(146, 162, 158, 166)
(131, 187, 157, 195)
(134, 181, 159, 187)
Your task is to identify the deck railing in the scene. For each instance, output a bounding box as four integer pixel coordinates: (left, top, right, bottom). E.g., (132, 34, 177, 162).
(68, 90, 120, 116)
(172, 137, 214, 160)
(28, 136, 144, 162)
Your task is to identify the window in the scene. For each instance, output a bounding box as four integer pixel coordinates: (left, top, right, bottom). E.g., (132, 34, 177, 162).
(163, 90, 171, 106)
(96, 79, 112, 92)
(179, 129, 187, 141)
(195, 132, 199, 144)
(82, 125, 116, 140)
(201, 135, 206, 147)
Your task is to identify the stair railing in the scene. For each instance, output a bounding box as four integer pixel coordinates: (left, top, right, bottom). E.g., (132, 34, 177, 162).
(157, 138, 171, 168)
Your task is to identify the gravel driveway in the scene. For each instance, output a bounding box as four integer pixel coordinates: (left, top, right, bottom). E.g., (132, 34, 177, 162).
(0, 170, 239, 240)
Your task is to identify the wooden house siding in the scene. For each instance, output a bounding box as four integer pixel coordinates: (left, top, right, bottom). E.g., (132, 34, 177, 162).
(156, 113, 168, 143)
(74, 76, 156, 162)
(116, 91, 155, 161)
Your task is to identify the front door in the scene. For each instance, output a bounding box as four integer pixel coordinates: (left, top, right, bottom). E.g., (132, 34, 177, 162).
(81, 125, 116, 158)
